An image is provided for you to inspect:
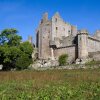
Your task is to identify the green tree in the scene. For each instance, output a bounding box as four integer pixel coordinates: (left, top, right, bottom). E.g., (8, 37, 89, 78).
(15, 54, 32, 70)
(0, 44, 22, 70)
(0, 29, 33, 70)
(15, 42, 33, 70)
(19, 41, 33, 56)
(0, 28, 22, 46)
(58, 54, 68, 66)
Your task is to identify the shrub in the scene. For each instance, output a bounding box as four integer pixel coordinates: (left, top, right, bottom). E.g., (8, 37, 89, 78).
(15, 54, 32, 70)
(58, 54, 68, 66)
(85, 60, 100, 66)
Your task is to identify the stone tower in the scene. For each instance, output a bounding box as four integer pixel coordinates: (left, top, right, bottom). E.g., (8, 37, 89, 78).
(94, 30, 100, 40)
(28, 36, 33, 44)
(78, 30, 88, 60)
(36, 12, 51, 60)
(36, 12, 77, 61)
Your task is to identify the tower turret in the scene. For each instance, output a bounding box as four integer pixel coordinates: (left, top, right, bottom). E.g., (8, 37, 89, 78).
(78, 30, 88, 59)
(28, 35, 33, 44)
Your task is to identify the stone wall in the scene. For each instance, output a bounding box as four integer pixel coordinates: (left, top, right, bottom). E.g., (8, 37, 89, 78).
(71, 26, 78, 36)
(51, 12, 70, 40)
(61, 35, 75, 47)
(51, 12, 77, 41)
(88, 51, 100, 61)
(54, 45, 77, 63)
(87, 36, 100, 53)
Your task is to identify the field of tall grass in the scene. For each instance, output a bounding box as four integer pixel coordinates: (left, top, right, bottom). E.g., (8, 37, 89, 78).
(0, 69, 100, 99)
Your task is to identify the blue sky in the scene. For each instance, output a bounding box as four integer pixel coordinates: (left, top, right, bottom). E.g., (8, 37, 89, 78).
(0, 0, 100, 42)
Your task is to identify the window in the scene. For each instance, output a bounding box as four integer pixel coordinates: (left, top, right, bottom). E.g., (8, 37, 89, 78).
(46, 24, 49, 26)
(68, 30, 71, 35)
(56, 27, 58, 35)
(56, 27, 58, 30)
(48, 30, 50, 33)
(80, 37, 81, 40)
(55, 18, 57, 22)
(63, 28, 65, 31)
(68, 30, 70, 33)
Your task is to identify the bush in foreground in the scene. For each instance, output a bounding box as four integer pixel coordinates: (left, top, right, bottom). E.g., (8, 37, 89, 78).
(58, 54, 68, 66)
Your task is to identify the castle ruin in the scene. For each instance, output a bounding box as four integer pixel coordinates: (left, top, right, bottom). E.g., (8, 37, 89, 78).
(36, 12, 100, 64)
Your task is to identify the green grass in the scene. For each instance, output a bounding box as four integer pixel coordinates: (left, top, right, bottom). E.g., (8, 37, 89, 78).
(0, 69, 100, 100)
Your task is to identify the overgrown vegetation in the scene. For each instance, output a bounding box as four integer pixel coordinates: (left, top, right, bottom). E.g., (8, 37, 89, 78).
(85, 60, 100, 65)
(0, 28, 33, 70)
(0, 69, 100, 99)
(58, 54, 68, 66)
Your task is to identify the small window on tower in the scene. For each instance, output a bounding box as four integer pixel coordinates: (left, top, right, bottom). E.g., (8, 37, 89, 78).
(63, 28, 65, 31)
(48, 30, 50, 33)
(56, 27, 58, 30)
(80, 37, 81, 40)
(68, 30, 70, 33)
(55, 18, 57, 22)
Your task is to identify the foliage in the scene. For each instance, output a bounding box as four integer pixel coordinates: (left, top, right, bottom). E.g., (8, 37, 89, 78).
(15, 54, 32, 70)
(58, 54, 68, 66)
(85, 60, 100, 65)
(0, 28, 22, 46)
(0, 45, 21, 70)
(15, 41, 33, 70)
(19, 41, 33, 56)
(0, 29, 33, 70)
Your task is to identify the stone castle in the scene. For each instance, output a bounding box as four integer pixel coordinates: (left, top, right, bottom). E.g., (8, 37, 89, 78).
(36, 12, 100, 64)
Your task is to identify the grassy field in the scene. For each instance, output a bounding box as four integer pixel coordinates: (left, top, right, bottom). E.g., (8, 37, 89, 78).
(0, 69, 100, 100)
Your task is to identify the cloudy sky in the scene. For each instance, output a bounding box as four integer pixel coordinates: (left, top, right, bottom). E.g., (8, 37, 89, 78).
(0, 0, 100, 42)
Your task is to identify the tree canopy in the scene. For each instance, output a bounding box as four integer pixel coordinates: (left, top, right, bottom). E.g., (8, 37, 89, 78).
(0, 28, 33, 70)
(0, 28, 22, 46)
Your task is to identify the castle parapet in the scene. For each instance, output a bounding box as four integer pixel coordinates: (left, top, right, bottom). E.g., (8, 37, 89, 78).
(78, 29, 88, 35)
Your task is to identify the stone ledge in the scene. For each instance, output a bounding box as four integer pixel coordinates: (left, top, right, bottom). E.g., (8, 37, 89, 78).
(30, 64, 100, 70)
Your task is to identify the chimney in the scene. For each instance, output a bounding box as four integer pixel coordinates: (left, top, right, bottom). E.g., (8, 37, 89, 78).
(43, 12, 48, 22)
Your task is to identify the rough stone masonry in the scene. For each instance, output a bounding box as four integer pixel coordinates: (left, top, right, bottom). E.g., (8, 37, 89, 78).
(36, 12, 100, 64)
